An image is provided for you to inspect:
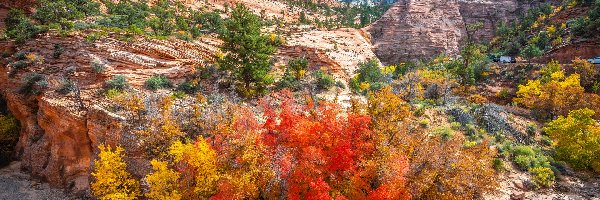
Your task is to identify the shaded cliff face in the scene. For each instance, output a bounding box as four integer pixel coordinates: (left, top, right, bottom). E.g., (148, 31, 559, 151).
(366, 0, 466, 65)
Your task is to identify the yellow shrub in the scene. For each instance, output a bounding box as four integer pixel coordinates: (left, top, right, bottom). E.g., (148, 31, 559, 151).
(530, 167, 555, 188)
(146, 160, 182, 200)
(514, 70, 590, 118)
(546, 25, 556, 36)
(113, 92, 145, 115)
(544, 108, 600, 172)
(169, 138, 219, 198)
(359, 82, 371, 91)
(468, 94, 488, 104)
(91, 145, 140, 200)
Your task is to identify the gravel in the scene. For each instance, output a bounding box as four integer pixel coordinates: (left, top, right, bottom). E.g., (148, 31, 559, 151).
(0, 162, 71, 200)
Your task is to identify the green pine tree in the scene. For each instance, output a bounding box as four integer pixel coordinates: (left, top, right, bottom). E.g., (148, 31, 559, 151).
(218, 4, 276, 97)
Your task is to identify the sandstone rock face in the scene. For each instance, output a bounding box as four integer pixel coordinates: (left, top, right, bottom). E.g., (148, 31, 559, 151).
(457, 0, 520, 42)
(280, 28, 380, 79)
(0, 32, 219, 194)
(366, 0, 554, 65)
(366, 0, 466, 65)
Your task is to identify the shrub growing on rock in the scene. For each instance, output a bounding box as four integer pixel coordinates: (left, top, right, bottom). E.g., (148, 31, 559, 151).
(57, 78, 76, 95)
(530, 166, 555, 188)
(9, 60, 29, 70)
(505, 144, 556, 188)
(145, 75, 172, 91)
(275, 58, 307, 91)
(287, 57, 308, 79)
(351, 59, 388, 93)
(313, 69, 335, 90)
(176, 79, 202, 94)
(19, 73, 48, 95)
(92, 60, 106, 74)
(52, 44, 64, 59)
(105, 75, 129, 91)
(275, 71, 301, 91)
(511, 145, 551, 170)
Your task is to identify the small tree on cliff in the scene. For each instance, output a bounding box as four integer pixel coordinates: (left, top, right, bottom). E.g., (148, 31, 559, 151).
(218, 4, 276, 97)
(521, 44, 543, 66)
(458, 22, 487, 85)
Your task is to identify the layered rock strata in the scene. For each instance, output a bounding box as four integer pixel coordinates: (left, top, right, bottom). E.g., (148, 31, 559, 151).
(0, 32, 218, 194)
(366, 0, 466, 65)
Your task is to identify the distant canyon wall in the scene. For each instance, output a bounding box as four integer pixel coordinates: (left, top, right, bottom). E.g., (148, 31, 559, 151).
(366, 0, 554, 65)
(366, 0, 465, 65)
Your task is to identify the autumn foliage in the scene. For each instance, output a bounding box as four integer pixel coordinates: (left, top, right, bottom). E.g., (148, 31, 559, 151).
(544, 108, 600, 172)
(514, 67, 600, 119)
(92, 88, 505, 199)
(91, 145, 140, 200)
(259, 90, 410, 199)
(366, 86, 498, 199)
(134, 90, 410, 199)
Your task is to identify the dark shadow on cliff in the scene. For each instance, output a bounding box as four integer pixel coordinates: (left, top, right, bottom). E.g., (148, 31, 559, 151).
(0, 94, 20, 167)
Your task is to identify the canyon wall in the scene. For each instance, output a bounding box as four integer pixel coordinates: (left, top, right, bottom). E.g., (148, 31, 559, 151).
(366, 0, 550, 65)
(366, 0, 466, 65)
(457, 0, 521, 42)
(0, 32, 219, 195)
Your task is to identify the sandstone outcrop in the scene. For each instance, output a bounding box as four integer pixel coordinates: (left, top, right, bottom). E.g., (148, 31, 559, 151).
(0, 31, 219, 194)
(366, 0, 466, 65)
(366, 0, 556, 65)
(279, 28, 380, 79)
(457, 0, 520, 42)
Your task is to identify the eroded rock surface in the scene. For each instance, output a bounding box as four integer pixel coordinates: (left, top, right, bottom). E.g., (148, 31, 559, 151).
(366, 0, 552, 65)
(279, 28, 379, 79)
(0, 32, 219, 194)
(366, 0, 466, 65)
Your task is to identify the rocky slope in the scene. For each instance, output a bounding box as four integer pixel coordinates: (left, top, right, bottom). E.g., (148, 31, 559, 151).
(0, 31, 219, 195)
(0, 24, 378, 194)
(0, 162, 70, 200)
